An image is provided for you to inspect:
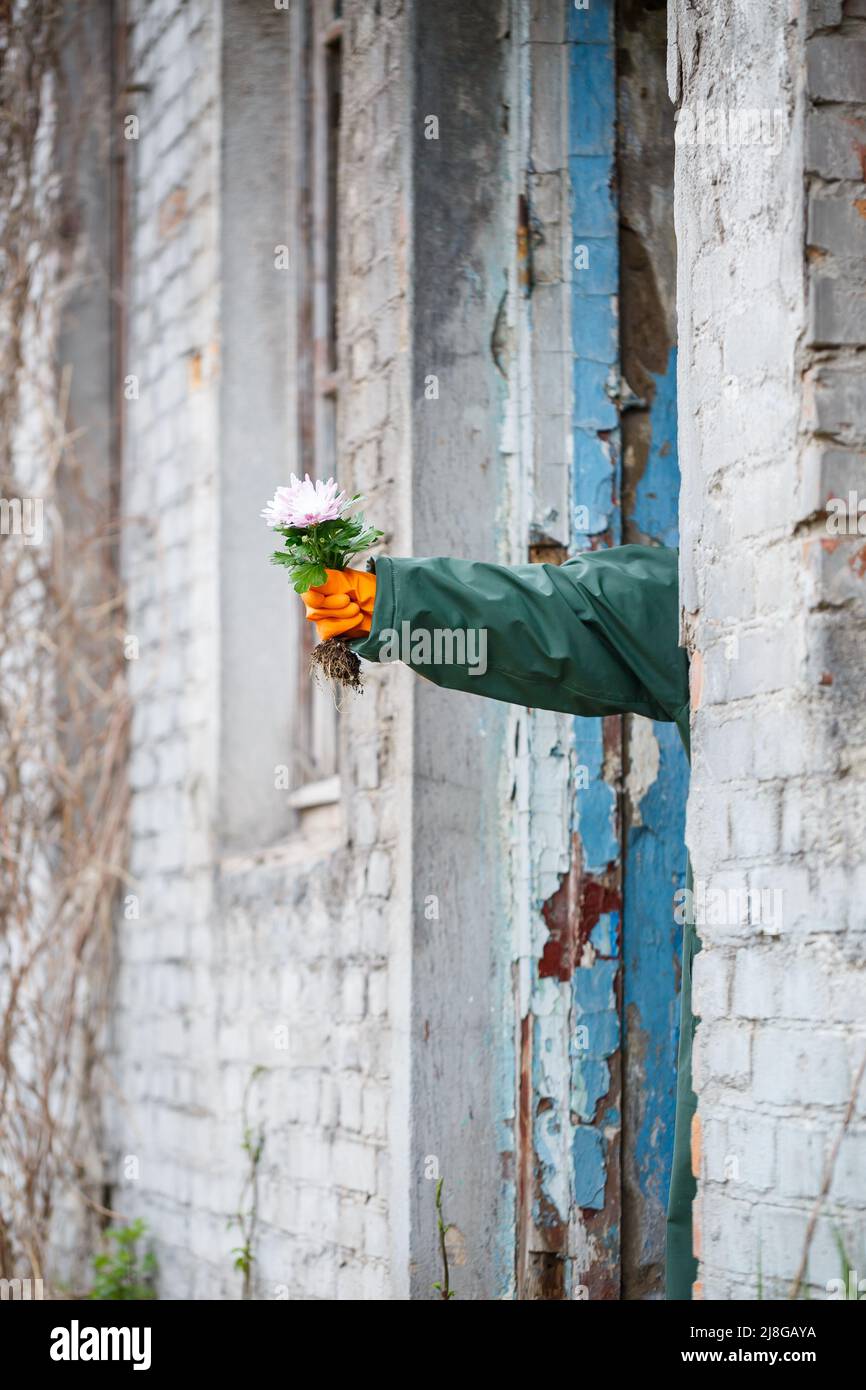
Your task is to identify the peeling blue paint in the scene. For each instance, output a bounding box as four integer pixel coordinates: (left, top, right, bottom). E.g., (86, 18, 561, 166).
(510, 0, 683, 1298)
(590, 909, 618, 957)
(568, 5, 620, 544)
(572, 1126, 606, 1209)
(567, 0, 622, 1282)
(634, 348, 680, 549)
(624, 728, 688, 1253)
(571, 959, 619, 1121)
(573, 718, 618, 871)
(623, 333, 688, 1268)
(534, 1080, 565, 1226)
(532, 1011, 570, 1227)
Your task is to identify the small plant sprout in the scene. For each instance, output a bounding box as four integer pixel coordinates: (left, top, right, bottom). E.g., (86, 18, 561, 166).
(88, 1219, 156, 1300)
(432, 1178, 456, 1300)
(228, 1066, 267, 1300)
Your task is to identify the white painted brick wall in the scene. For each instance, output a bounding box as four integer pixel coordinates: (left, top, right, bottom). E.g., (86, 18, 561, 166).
(674, 0, 866, 1300)
(108, 0, 410, 1300)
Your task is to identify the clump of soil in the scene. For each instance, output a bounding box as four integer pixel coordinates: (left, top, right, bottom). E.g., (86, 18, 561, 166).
(309, 637, 364, 694)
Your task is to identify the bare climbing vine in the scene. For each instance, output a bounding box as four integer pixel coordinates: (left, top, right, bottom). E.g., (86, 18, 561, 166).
(433, 1178, 456, 1300)
(0, 0, 130, 1285)
(229, 1068, 268, 1300)
(789, 1047, 866, 1300)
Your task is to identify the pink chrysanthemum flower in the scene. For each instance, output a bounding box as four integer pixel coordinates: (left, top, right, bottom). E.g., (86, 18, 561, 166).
(261, 474, 350, 529)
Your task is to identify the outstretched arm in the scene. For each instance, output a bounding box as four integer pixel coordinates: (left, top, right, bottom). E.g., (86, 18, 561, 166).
(303, 545, 690, 730)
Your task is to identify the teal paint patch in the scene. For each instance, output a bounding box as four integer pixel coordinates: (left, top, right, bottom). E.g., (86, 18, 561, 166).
(574, 235, 618, 294)
(569, 14, 620, 545)
(571, 958, 620, 1122)
(567, 0, 614, 48)
(624, 726, 688, 1260)
(574, 717, 619, 870)
(624, 329, 688, 1273)
(635, 347, 680, 549)
(590, 910, 619, 957)
(572, 1126, 606, 1209)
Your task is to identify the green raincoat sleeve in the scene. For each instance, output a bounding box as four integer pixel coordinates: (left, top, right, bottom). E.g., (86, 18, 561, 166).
(352, 542, 698, 1301)
(353, 543, 689, 731)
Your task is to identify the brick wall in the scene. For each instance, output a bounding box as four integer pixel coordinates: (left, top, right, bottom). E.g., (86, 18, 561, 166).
(110, 0, 410, 1300)
(673, 0, 866, 1299)
(97, 0, 866, 1304)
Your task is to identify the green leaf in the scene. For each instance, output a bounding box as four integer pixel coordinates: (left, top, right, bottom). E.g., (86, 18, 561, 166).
(269, 509, 381, 591)
(291, 562, 327, 593)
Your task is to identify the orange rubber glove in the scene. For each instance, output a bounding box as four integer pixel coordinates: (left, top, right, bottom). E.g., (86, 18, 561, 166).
(301, 567, 377, 642)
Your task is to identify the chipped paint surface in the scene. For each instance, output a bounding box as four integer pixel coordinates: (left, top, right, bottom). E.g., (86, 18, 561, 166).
(492, 0, 624, 1298)
(620, 326, 687, 1292)
(634, 350, 680, 548)
(568, 3, 620, 547)
(624, 714, 661, 827)
(616, 0, 689, 1296)
(509, 0, 685, 1300)
(560, 0, 623, 1298)
(519, 708, 576, 1293)
(621, 342, 687, 1286)
(623, 721, 688, 1269)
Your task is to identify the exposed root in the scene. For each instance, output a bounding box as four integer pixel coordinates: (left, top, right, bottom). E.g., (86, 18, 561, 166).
(309, 638, 364, 696)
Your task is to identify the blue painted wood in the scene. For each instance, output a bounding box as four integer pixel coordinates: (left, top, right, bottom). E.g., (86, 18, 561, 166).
(518, 0, 687, 1299)
(566, 0, 623, 1298)
(623, 349, 689, 1275)
(564, 1, 688, 1295)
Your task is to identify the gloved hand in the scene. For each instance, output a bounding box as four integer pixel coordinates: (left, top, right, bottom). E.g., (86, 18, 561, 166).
(301, 567, 377, 642)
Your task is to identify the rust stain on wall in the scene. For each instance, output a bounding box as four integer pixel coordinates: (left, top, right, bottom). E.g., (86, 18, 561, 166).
(539, 834, 622, 980)
(158, 186, 187, 238)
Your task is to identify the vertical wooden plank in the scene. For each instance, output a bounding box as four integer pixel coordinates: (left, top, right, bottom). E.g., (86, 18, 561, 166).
(565, 0, 623, 1299)
(617, 0, 689, 1298)
(513, 0, 577, 1300)
(513, 0, 625, 1302)
(511, 0, 688, 1302)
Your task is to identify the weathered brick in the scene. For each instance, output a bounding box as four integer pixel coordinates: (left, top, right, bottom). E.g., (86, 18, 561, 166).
(338, 1072, 364, 1133)
(701, 1020, 753, 1086)
(703, 1110, 776, 1191)
(332, 1137, 378, 1194)
(806, 107, 866, 181)
(808, 277, 866, 347)
(808, 189, 866, 264)
(701, 1190, 760, 1279)
(753, 1028, 851, 1107)
(807, 37, 866, 101)
(806, 0, 844, 32)
(732, 948, 781, 1019)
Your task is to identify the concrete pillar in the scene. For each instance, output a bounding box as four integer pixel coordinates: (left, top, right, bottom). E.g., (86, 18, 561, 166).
(672, 0, 866, 1299)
